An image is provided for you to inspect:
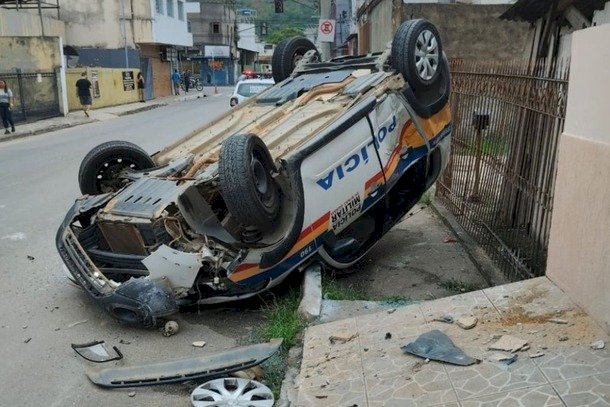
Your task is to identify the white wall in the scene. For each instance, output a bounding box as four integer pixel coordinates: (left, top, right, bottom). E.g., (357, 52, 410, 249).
(151, 0, 193, 46)
(0, 8, 66, 37)
(237, 23, 263, 53)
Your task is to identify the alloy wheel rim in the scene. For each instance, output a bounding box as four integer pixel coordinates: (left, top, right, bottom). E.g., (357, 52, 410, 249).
(415, 29, 439, 81)
(191, 378, 274, 407)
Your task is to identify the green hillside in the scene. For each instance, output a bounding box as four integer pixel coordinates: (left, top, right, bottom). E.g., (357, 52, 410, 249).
(236, 0, 319, 35)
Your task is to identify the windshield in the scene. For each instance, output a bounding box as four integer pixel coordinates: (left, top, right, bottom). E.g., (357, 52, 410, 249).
(236, 83, 272, 97)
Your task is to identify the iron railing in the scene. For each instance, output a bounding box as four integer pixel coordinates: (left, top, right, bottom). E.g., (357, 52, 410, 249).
(437, 59, 569, 280)
(0, 70, 60, 122)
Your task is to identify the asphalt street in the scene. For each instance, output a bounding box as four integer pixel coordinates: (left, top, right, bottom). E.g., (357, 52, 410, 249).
(0, 94, 265, 406)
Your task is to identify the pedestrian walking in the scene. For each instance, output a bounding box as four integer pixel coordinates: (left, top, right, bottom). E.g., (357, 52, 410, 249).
(75, 72, 93, 117)
(171, 69, 181, 95)
(137, 72, 145, 102)
(0, 80, 16, 135)
(184, 70, 191, 93)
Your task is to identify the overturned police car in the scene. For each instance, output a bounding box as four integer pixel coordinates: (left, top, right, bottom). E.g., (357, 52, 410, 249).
(56, 19, 452, 326)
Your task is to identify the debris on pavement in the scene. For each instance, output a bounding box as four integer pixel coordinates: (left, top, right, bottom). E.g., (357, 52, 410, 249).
(559, 336, 569, 341)
(443, 237, 457, 243)
(387, 308, 397, 314)
(24, 337, 31, 344)
(456, 316, 478, 330)
(329, 332, 358, 344)
(192, 341, 206, 348)
(68, 319, 88, 328)
(529, 352, 545, 358)
(547, 318, 568, 324)
(488, 335, 528, 352)
(86, 339, 282, 388)
(433, 314, 455, 324)
(591, 340, 606, 350)
(385, 332, 392, 340)
(26, 255, 35, 261)
(119, 339, 131, 345)
(71, 341, 123, 363)
(128, 391, 136, 397)
(401, 330, 480, 366)
(162, 320, 180, 337)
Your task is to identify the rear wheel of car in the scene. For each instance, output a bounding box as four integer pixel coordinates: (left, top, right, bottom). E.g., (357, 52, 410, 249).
(78, 141, 155, 195)
(218, 133, 280, 232)
(272, 37, 319, 83)
(392, 19, 450, 118)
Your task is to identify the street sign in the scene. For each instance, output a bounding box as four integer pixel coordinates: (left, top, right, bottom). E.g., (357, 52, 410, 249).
(318, 19, 335, 42)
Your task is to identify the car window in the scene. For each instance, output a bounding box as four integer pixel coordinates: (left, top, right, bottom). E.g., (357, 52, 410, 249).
(236, 83, 272, 97)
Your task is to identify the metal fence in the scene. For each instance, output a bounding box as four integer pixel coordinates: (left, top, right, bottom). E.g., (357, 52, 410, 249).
(437, 59, 569, 280)
(0, 70, 60, 122)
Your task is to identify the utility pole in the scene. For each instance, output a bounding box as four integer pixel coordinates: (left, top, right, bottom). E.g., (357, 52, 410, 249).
(37, 0, 46, 37)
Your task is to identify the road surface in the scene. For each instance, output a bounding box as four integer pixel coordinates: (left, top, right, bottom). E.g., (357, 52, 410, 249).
(0, 94, 265, 406)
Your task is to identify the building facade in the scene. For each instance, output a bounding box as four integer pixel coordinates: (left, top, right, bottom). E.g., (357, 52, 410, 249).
(187, 0, 236, 85)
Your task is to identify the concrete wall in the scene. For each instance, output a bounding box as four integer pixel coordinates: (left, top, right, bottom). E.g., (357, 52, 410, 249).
(358, 1, 531, 60)
(402, 4, 531, 59)
(0, 37, 62, 71)
(0, 8, 65, 38)
(188, 0, 235, 50)
(66, 67, 141, 110)
(546, 24, 610, 333)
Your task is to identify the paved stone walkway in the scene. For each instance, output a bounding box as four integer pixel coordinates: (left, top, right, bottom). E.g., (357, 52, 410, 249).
(296, 277, 610, 406)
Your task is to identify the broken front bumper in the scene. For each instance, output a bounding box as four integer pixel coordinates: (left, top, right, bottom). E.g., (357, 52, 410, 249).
(56, 200, 178, 327)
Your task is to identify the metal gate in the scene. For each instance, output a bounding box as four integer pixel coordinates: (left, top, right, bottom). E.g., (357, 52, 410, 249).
(437, 59, 569, 280)
(0, 70, 60, 122)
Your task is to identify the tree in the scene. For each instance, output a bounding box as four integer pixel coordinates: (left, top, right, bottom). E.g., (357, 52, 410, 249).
(266, 27, 305, 44)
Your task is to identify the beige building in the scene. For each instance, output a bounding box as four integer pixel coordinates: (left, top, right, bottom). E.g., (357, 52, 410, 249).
(546, 23, 610, 334)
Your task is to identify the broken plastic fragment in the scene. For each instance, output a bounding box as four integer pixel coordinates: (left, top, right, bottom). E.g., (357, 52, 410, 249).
(401, 330, 479, 366)
(72, 341, 123, 363)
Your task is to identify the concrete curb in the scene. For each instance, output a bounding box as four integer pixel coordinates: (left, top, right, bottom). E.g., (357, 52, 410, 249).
(430, 198, 508, 286)
(297, 263, 322, 321)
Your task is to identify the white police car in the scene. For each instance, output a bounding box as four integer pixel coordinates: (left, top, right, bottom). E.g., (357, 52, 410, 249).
(57, 19, 452, 326)
(230, 78, 274, 107)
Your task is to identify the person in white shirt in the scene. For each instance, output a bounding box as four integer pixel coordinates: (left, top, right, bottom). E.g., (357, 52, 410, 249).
(0, 79, 15, 135)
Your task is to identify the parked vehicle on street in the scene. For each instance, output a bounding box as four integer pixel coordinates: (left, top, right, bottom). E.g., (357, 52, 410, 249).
(181, 76, 204, 92)
(230, 78, 275, 107)
(57, 19, 452, 326)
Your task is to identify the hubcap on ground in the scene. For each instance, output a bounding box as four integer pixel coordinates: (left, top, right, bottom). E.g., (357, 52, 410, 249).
(415, 29, 439, 81)
(191, 378, 274, 407)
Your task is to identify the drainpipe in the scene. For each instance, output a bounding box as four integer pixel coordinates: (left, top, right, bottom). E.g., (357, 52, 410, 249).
(37, 0, 46, 37)
(120, 0, 129, 68)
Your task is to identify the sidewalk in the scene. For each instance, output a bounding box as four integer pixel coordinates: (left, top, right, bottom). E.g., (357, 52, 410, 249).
(0, 86, 231, 143)
(294, 277, 610, 406)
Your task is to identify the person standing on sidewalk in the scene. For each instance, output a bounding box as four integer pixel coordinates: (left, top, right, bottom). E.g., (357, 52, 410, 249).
(0, 80, 16, 134)
(137, 72, 145, 102)
(171, 69, 181, 95)
(184, 70, 191, 93)
(75, 73, 93, 117)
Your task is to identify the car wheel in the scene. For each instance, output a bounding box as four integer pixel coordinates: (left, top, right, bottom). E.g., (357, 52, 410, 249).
(272, 37, 319, 83)
(218, 133, 280, 232)
(402, 54, 451, 118)
(78, 141, 155, 195)
(392, 19, 443, 91)
(230, 97, 238, 107)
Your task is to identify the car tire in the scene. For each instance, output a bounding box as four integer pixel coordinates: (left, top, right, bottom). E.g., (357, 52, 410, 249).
(402, 54, 451, 118)
(392, 19, 443, 90)
(272, 37, 319, 83)
(218, 134, 281, 232)
(78, 141, 155, 195)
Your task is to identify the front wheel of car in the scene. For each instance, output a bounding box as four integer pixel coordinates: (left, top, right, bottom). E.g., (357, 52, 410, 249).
(271, 37, 319, 83)
(218, 133, 281, 232)
(78, 141, 155, 195)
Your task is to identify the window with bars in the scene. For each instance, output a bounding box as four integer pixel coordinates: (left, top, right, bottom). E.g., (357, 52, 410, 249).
(155, 0, 163, 14)
(166, 0, 174, 17)
(177, 1, 184, 20)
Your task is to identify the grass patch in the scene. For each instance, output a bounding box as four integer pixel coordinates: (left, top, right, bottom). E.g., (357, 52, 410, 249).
(439, 278, 481, 294)
(380, 295, 417, 306)
(323, 277, 371, 301)
(256, 287, 306, 399)
(419, 191, 433, 205)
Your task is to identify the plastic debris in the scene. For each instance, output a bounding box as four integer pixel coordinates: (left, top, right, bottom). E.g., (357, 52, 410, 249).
(401, 330, 480, 366)
(591, 340, 606, 350)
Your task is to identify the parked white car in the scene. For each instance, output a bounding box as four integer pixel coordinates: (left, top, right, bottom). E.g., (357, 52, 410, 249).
(230, 78, 275, 106)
